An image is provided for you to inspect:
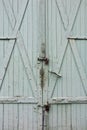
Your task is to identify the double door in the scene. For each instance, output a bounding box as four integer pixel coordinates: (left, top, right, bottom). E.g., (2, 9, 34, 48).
(0, 0, 87, 130)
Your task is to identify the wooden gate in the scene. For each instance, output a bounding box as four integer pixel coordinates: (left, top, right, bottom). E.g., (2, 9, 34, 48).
(0, 0, 87, 130)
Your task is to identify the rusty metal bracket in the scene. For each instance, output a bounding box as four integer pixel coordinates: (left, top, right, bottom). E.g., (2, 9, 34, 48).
(37, 102, 50, 112)
(38, 57, 49, 65)
(44, 103, 50, 112)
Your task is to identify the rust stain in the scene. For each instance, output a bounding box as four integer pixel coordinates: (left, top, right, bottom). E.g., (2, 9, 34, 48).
(40, 66, 44, 88)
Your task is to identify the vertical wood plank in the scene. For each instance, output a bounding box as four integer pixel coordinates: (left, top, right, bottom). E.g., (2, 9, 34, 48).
(0, 105, 3, 130)
(4, 104, 8, 130)
(19, 104, 24, 130)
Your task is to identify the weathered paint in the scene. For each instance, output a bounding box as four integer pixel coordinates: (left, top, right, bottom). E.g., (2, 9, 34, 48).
(0, 0, 87, 130)
(48, 0, 87, 130)
(0, 0, 38, 130)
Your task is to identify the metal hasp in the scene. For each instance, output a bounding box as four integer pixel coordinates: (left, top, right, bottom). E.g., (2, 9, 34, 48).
(38, 57, 49, 65)
(44, 102, 50, 112)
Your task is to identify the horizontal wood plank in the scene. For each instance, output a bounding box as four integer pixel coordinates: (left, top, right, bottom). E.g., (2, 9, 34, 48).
(0, 97, 37, 104)
(0, 37, 16, 40)
(49, 97, 87, 104)
(68, 36, 87, 40)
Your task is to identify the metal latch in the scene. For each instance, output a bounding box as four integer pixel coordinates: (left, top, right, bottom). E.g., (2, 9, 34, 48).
(44, 104, 50, 112)
(38, 102, 50, 112)
(38, 57, 49, 65)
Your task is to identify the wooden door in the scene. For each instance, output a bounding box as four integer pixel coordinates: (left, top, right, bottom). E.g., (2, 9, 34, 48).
(0, 0, 38, 130)
(47, 0, 87, 130)
(0, 0, 87, 130)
